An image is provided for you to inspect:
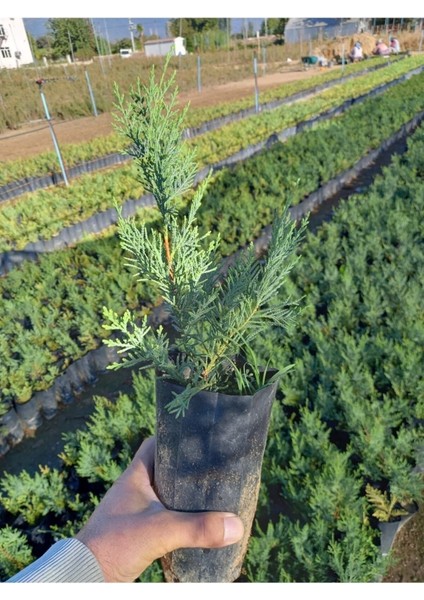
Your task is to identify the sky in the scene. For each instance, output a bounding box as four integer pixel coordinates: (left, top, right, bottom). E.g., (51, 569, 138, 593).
(10, 3, 423, 51)
(7, 0, 418, 22)
(23, 18, 266, 42)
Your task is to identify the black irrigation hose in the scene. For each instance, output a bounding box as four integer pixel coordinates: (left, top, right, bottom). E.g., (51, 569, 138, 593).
(0, 345, 120, 457)
(1, 63, 423, 276)
(0, 152, 129, 199)
(0, 56, 407, 203)
(1, 108, 423, 458)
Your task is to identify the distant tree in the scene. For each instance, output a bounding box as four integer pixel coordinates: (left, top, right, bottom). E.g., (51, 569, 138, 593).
(26, 33, 41, 61)
(218, 18, 228, 32)
(260, 18, 288, 40)
(47, 18, 96, 60)
(144, 34, 160, 42)
(29, 34, 54, 61)
(111, 38, 133, 54)
(136, 23, 144, 50)
(95, 35, 109, 56)
(168, 18, 221, 51)
(35, 35, 53, 50)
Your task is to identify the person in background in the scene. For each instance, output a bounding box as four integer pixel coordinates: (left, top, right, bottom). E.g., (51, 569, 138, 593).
(6, 437, 244, 583)
(349, 41, 363, 62)
(373, 38, 391, 56)
(390, 36, 401, 53)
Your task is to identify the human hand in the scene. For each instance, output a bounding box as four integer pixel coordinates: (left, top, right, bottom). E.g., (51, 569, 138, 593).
(75, 436, 244, 583)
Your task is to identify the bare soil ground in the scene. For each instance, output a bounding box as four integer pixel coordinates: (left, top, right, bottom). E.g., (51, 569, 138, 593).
(0, 66, 333, 161)
(0, 59, 423, 582)
(383, 501, 424, 582)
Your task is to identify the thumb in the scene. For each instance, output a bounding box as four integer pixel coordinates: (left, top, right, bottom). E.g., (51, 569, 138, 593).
(155, 510, 244, 556)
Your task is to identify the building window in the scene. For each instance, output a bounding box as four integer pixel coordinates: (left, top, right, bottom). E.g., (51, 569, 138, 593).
(1, 47, 12, 58)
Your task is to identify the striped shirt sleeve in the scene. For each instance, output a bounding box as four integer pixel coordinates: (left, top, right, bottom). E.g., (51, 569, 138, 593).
(7, 538, 105, 583)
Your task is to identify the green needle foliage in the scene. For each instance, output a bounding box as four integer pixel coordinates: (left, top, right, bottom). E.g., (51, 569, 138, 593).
(103, 56, 307, 416)
(365, 484, 409, 523)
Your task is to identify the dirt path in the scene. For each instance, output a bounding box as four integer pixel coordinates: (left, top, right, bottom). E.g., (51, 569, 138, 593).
(0, 66, 334, 162)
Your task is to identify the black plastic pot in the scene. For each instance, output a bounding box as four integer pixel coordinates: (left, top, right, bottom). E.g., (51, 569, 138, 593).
(65, 361, 85, 394)
(14, 397, 42, 432)
(74, 354, 97, 386)
(154, 375, 278, 583)
(0, 407, 24, 451)
(54, 373, 74, 405)
(378, 512, 416, 557)
(35, 388, 58, 420)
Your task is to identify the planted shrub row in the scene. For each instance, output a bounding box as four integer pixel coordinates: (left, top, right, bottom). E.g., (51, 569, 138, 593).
(0, 208, 159, 424)
(1, 71, 424, 432)
(1, 58, 424, 254)
(193, 70, 424, 255)
(0, 54, 406, 188)
(246, 125, 424, 581)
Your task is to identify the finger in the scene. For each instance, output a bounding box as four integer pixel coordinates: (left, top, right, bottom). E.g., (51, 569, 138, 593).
(153, 510, 244, 557)
(128, 436, 156, 485)
(114, 437, 159, 506)
(132, 436, 155, 473)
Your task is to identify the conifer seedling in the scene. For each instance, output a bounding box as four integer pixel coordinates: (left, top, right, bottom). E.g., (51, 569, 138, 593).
(102, 56, 306, 417)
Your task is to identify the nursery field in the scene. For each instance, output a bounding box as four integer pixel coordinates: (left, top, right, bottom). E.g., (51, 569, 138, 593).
(0, 53, 424, 583)
(1, 55, 423, 255)
(0, 44, 323, 134)
(0, 68, 320, 161)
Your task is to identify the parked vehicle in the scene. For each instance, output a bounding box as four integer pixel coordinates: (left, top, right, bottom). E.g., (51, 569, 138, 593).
(119, 48, 133, 58)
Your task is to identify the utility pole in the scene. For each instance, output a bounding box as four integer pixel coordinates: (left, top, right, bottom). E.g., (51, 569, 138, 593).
(262, 46, 267, 76)
(67, 29, 75, 63)
(91, 19, 105, 76)
(226, 18, 231, 63)
(104, 19, 112, 66)
(253, 52, 259, 113)
(129, 19, 136, 52)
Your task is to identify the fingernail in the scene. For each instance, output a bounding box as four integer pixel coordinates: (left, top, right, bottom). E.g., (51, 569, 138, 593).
(223, 516, 244, 544)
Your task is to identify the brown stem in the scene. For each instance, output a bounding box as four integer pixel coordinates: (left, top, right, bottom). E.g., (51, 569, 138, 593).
(0, 543, 26, 571)
(164, 232, 175, 282)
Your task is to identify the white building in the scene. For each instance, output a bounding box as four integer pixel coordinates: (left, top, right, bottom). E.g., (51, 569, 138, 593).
(144, 37, 187, 57)
(0, 17, 33, 68)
